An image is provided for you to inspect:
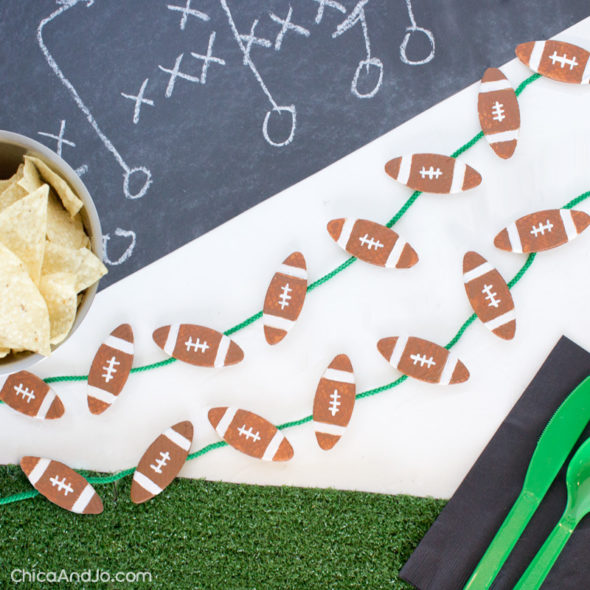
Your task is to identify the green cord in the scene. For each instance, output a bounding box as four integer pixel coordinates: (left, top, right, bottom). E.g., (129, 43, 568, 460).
(1, 71, 568, 508)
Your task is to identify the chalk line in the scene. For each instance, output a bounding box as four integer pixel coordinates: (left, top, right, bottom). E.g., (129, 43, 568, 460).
(37, 0, 152, 199)
(400, 0, 435, 65)
(333, 0, 383, 99)
(102, 227, 136, 266)
(219, 0, 296, 147)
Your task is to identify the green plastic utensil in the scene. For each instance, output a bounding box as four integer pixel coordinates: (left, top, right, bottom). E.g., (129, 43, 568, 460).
(514, 436, 590, 590)
(464, 375, 590, 590)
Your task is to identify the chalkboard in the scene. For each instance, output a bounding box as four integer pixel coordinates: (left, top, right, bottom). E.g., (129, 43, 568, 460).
(1, 0, 587, 288)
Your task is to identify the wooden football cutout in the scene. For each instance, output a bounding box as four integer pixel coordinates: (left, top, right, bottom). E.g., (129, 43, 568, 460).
(87, 323, 134, 415)
(312, 354, 356, 450)
(327, 218, 418, 269)
(153, 324, 244, 367)
(208, 407, 293, 461)
(131, 420, 194, 504)
(0, 371, 64, 419)
(20, 456, 103, 514)
(262, 251, 307, 345)
(377, 336, 469, 385)
(385, 153, 481, 194)
(516, 40, 590, 84)
(478, 68, 520, 159)
(463, 251, 516, 340)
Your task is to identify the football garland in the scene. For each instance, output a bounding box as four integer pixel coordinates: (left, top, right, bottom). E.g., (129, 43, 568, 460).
(2, 40, 590, 512)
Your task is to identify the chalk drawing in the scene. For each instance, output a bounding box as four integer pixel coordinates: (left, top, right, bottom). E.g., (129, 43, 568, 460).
(166, 0, 209, 30)
(159, 53, 201, 97)
(312, 0, 346, 25)
(399, 0, 435, 65)
(121, 78, 155, 124)
(190, 31, 227, 84)
(269, 6, 310, 51)
(38, 0, 152, 200)
(75, 164, 88, 177)
(102, 227, 137, 266)
(333, 0, 383, 99)
(219, 0, 296, 147)
(239, 19, 272, 65)
(38, 119, 76, 157)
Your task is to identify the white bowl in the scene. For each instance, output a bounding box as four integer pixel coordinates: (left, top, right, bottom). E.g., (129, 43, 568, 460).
(0, 130, 103, 374)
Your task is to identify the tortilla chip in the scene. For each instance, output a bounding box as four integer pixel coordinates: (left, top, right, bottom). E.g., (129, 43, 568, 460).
(46, 191, 88, 248)
(0, 242, 50, 356)
(0, 185, 48, 284)
(26, 155, 82, 217)
(0, 164, 27, 212)
(75, 248, 107, 292)
(42, 242, 107, 293)
(38, 272, 77, 345)
(18, 156, 44, 193)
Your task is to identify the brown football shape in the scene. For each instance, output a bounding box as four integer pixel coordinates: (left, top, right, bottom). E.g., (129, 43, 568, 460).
(153, 324, 243, 367)
(327, 218, 418, 268)
(516, 40, 590, 84)
(463, 251, 516, 340)
(494, 209, 590, 253)
(20, 456, 103, 514)
(263, 251, 307, 345)
(131, 420, 194, 504)
(208, 407, 293, 461)
(478, 68, 520, 159)
(0, 371, 64, 419)
(377, 336, 469, 385)
(385, 153, 482, 194)
(312, 354, 356, 450)
(87, 323, 134, 415)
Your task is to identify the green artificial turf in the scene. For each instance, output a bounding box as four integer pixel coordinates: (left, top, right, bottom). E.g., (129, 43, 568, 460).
(0, 465, 444, 589)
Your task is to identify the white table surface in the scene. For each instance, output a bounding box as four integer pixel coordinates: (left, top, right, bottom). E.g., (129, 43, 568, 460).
(2, 17, 590, 500)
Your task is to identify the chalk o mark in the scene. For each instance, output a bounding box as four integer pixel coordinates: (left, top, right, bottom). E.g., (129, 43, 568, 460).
(400, 0, 435, 65)
(102, 228, 136, 266)
(399, 26, 435, 65)
(262, 106, 296, 147)
(123, 167, 152, 200)
(219, 0, 296, 147)
(351, 57, 383, 99)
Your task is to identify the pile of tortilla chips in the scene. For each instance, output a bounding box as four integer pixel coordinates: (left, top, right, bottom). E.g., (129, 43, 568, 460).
(0, 154, 107, 358)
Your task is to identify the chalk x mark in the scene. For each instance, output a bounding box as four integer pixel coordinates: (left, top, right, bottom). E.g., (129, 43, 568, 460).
(400, 0, 435, 65)
(159, 53, 201, 97)
(333, 0, 383, 99)
(239, 19, 272, 65)
(121, 78, 155, 124)
(38, 119, 76, 157)
(219, 0, 296, 147)
(312, 0, 346, 25)
(102, 227, 136, 266)
(190, 31, 226, 84)
(38, 0, 152, 200)
(166, 0, 209, 30)
(269, 6, 310, 51)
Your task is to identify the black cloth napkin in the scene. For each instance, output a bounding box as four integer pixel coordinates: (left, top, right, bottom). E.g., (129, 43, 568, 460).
(400, 336, 590, 590)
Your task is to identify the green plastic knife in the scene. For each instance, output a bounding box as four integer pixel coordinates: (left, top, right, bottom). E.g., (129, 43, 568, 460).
(464, 375, 590, 590)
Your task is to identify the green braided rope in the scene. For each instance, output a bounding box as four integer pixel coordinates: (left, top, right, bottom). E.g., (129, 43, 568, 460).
(0, 72, 557, 507)
(31, 72, 542, 387)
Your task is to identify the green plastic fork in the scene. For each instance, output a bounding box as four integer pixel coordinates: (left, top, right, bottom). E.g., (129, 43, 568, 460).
(514, 436, 590, 589)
